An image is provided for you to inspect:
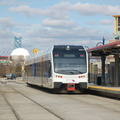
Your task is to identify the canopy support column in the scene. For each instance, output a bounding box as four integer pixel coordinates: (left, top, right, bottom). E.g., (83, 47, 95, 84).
(114, 54, 119, 87)
(101, 55, 106, 85)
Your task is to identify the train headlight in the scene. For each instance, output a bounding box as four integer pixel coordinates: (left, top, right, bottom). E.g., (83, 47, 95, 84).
(56, 75, 62, 78)
(78, 75, 85, 78)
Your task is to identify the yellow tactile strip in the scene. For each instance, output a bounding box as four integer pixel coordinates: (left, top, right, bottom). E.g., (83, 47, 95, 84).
(88, 86, 120, 91)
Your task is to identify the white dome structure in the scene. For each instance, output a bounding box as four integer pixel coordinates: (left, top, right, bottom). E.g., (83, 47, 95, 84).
(11, 48, 30, 61)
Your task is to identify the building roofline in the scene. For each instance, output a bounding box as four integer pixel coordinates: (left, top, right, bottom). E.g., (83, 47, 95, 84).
(87, 41, 120, 53)
(112, 15, 120, 17)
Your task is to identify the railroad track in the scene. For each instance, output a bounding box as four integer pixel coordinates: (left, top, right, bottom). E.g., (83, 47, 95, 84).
(1, 83, 120, 120)
(0, 84, 64, 120)
(2, 92, 21, 120)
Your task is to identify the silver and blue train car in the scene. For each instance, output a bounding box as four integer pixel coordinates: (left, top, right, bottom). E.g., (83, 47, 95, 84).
(25, 45, 88, 93)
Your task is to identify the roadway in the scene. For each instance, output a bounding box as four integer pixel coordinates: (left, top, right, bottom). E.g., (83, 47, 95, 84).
(0, 81, 120, 120)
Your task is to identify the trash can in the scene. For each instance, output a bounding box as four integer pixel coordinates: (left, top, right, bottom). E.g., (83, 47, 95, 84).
(97, 77, 101, 85)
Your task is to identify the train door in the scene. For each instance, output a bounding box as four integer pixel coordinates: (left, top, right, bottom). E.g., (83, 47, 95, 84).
(41, 57, 44, 86)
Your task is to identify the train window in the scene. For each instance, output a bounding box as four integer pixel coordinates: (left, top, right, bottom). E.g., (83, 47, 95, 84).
(42, 61, 51, 78)
(48, 61, 51, 77)
(53, 52, 87, 75)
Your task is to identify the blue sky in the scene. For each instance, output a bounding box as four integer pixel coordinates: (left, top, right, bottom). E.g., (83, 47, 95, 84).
(0, 0, 120, 55)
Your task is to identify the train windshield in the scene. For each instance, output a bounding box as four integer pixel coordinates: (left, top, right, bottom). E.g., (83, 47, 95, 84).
(53, 46, 87, 75)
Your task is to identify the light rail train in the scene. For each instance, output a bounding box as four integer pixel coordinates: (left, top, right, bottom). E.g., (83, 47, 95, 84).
(25, 45, 88, 93)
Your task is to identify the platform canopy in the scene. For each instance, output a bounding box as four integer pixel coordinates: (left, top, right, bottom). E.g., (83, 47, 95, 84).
(87, 41, 120, 56)
(87, 40, 120, 87)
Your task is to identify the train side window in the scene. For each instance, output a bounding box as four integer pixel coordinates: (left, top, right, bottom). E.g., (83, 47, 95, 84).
(48, 61, 51, 77)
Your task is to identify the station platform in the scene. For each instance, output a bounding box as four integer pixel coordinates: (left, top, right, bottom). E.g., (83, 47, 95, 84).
(88, 83, 120, 99)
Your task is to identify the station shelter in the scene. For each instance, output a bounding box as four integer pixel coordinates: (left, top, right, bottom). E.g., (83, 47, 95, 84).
(87, 40, 120, 87)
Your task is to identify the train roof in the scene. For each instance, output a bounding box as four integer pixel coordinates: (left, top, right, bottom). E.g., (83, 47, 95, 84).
(26, 45, 85, 61)
(26, 45, 54, 61)
(53, 45, 84, 49)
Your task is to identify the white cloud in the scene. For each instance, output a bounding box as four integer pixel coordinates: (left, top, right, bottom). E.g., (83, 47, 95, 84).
(24, 24, 112, 51)
(4, 2, 116, 52)
(73, 3, 120, 16)
(0, 28, 23, 55)
(0, 0, 21, 6)
(26, 26, 100, 39)
(0, 17, 40, 29)
(9, 5, 69, 19)
(0, 18, 17, 28)
(9, 2, 120, 19)
(0, 28, 22, 40)
(0, 29, 13, 38)
(100, 19, 112, 25)
(10, 5, 42, 16)
(42, 19, 76, 29)
(41, 2, 71, 19)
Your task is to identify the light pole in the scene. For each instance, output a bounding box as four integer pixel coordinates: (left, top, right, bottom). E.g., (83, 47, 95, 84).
(96, 37, 105, 46)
